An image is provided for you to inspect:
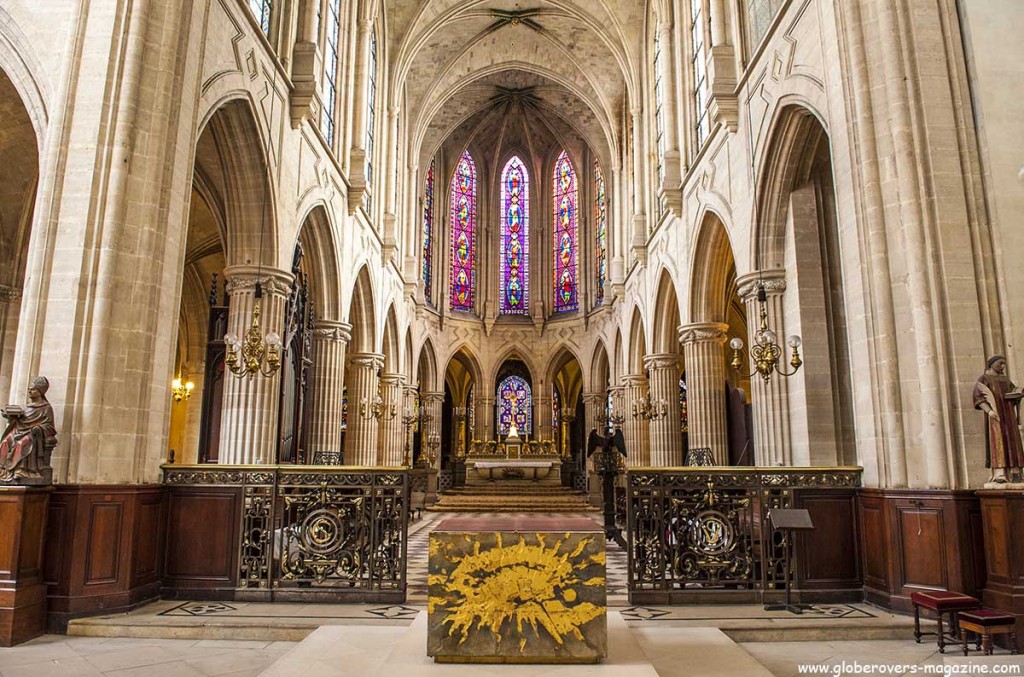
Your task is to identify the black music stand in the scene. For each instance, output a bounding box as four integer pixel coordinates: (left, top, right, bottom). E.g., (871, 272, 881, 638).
(764, 508, 815, 615)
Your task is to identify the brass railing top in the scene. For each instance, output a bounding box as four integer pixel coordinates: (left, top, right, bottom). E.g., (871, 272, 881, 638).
(161, 463, 410, 472)
(628, 466, 863, 473)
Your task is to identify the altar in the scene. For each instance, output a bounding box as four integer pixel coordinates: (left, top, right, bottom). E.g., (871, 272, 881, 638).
(470, 459, 557, 483)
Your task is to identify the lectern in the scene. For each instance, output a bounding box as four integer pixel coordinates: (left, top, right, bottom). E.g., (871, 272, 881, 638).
(764, 508, 815, 615)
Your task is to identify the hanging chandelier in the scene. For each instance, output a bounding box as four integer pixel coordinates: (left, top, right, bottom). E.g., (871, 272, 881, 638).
(596, 408, 625, 429)
(360, 369, 397, 420)
(224, 282, 282, 378)
(171, 370, 195, 402)
(632, 391, 667, 421)
(729, 282, 802, 382)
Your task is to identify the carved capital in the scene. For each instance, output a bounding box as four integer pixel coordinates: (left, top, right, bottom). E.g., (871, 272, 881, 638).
(622, 374, 648, 388)
(0, 285, 21, 302)
(380, 373, 405, 387)
(421, 391, 445, 405)
(644, 353, 680, 372)
(736, 270, 787, 301)
(678, 322, 729, 345)
(223, 266, 294, 298)
(582, 392, 605, 406)
(313, 320, 353, 344)
(348, 352, 385, 371)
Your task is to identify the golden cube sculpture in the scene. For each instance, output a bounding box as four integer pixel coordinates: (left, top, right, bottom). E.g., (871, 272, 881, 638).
(427, 517, 607, 663)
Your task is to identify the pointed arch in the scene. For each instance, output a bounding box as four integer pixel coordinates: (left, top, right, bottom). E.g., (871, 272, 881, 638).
(347, 265, 376, 354)
(295, 204, 342, 321)
(552, 149, 579, 312)
(381, 303, 400, 373)
(449, 150, 477, 311)
(653, 268, 682, 353)
(499, 154, 530, 315)
(689, 212, 736, 323)
(628, 306, 647, 375)
(590, 340, 611, 393)
(417, 337, 439, 392)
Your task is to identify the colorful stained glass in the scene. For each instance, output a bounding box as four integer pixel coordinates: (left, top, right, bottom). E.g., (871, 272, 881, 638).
(595, 162, 607, 306)
(498, 375, 532, 435)
(341, 386, 348, 431)
(422, 161, 435, 304)
(248, 0, 272, 36)
(500, 156, 530, 315)
(679, 375, 688, 433)
(553, 151, 578, 312)
(449, 151, 477, 311)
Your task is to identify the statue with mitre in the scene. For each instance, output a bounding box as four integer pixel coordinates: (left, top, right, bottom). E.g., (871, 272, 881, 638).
(973, 356, 1024, 484)
(0, 376, 57, 485)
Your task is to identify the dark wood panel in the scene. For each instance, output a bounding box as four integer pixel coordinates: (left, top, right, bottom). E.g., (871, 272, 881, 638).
(164, 489, 240, 586)
(896, 505, 946, 589)
(858, 496, 888, 591)
(0, 499, 19, 579)
(43, 500, 67, 587)
(796, 492, 860, 589)
(979, 491, 1024, 651)
(85, 503, 123, 586)
(0, 487, 51, 646)
(131, 495, 164, 587)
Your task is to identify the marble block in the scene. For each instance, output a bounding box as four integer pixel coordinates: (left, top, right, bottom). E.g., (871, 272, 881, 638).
(427, 517, 607, 663)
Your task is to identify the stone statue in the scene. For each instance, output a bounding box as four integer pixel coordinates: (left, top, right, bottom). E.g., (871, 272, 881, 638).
(0, 377, 56, 485)
(973, 356, 1024, 484)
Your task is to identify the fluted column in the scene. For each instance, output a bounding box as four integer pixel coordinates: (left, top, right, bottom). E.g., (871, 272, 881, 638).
(621, 375, 651, 467)
(535, 396, 552, 441)
(737, 272, 791, 466)
(679, 322, 729, 464)
(582, 392, 604, 434)
(376, 373, 405, 465)
(0, 285, 22, 404)
(218, 266, 293, 465)
(347, 18, 373, 200)
(306, 320, 352, 458)
(344, 352, 384, 466)
(476, 396, 494, 441)
(609, 385, 626, 422)
(645, 353, 682, 467)
(421, 391, 444, 467)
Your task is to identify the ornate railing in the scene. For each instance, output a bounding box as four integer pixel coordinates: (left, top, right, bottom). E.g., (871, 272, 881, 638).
(626, 467, 861, 604)
(163, 465, 408, 601)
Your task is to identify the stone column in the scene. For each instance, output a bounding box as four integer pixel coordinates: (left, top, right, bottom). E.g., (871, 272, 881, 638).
(645, 353, 682, 467)
(679, 322, 729, 464)
(621, 375, 651, 467)
(306, 320, 352, 459)
(476, 396, 494, 442)
(582, 392, 604, 434)
(655, 23, 681, 212)
(403, 384, 418, 464)
(737, 272, 791, 467)
(421, 391, 444, 466)
(218, 266, 293, 465)
(0, 285, 22, 404)
(344, 352, 384, 466)
(347, 18, 373, 207)
(377, 373, 405, 465)
(535, 396, 553, 442)
(608, 385, 626, 423)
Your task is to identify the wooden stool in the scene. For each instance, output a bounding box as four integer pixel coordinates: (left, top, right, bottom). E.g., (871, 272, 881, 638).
(910, 590, 981, 653)
(958, 609, 1019, 656)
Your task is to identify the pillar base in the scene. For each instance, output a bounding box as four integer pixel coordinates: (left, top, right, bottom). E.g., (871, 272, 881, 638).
(0, 486, 51, 646)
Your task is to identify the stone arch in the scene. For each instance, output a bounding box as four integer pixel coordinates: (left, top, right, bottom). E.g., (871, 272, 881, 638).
(443, 344, 484, 393)
(544, 345, 583, 392)
(295, 204, 342, 321)
(627, 306, 647, 375)
(613, 329, 623, 382)
(590, 340, 611, 394)
(195, 97, 279, 268)
(489, 346, 538, 394)
(417, 337, 439, 392)
(689, 211, 736, 323)
(403, 327, 414, 382)
(347, 265, 376, 354)
(0, 7, 48, 145)
(381, 303, 400, 373)
(652, 268, 682, 353)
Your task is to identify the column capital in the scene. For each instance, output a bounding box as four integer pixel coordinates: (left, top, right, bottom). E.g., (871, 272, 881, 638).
(582, 392, 605, 404)
(348, 352, 385, 370)
(223, 265, 294, 298)
(608, 385, 625, 394)
(735, 270, 787, 301)
(380, 372, 405, 387)
(313, 319, 352, 343)
(623, 373, 648, 387)
(678, 322, 729, 345)
(0, 285, 21, 302)
(644, 353, 680, 371)
(421, 391, 444, 405)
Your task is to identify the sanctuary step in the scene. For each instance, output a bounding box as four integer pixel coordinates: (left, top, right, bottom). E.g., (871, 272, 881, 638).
(428, 482, 599, 512)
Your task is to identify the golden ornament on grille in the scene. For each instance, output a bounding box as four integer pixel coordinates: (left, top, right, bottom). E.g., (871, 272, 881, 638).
(430, 533, 605, 649)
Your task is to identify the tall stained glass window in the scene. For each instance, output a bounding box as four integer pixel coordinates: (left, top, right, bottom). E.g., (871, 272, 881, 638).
(500, 156, 530, 315)
(449, 151, 477, 311)
(553, 150, 578, 312)
(654, 29, 666, 187)
(320, 0, 340, 145)
(691, 0, 711, 148)
(422, 161, 435, 304)
(497, 375, 532, 435)
(248, 0, 272, 36)
(364, 32, 377, 209)
(595, 161, 607, 306)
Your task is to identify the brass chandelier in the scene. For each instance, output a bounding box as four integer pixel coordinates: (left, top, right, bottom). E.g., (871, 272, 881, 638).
(360, 369, 397, 420)
(224, 283, 282, 378)
(729, 283, 802, 382)
(171, 370, 195, 402)
(632, 391, 667, 421)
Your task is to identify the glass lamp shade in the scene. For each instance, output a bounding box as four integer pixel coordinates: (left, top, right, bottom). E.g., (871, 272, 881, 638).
(729, 337, 744, 350)
(787, 335, 802, 348)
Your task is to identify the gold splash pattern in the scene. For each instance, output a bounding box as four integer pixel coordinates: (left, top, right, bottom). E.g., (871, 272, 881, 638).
(430, 533, 605, 649)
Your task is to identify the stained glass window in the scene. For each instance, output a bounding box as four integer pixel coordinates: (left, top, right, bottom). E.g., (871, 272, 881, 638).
(248, 0, 272, 36)
(691, 0, 711, 148)
(680, 374, 688, 433)
(320, 0, 340, 145)
(553, 151, 578, 312)
(341, 386, 348, 431)
(449, 151, 477, 311)
(422, 161, 435, 304)
(364, 32, 377, 210)
(744, 0, 784, 52)
(552, 386, 561, 431)
(497, 375, 532, 435)
(654, 29, 666, 188)
(595, 161, 607, 307)
(500, 156, 530, 315)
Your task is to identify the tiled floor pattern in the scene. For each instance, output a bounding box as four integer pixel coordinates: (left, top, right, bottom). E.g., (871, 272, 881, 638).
(404, 511, 629, 605)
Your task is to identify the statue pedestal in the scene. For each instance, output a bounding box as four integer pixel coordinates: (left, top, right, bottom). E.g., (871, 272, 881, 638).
(427, 516, 607, 663)
(978, 488, 1024, 652)
(0, 486, 51, 646)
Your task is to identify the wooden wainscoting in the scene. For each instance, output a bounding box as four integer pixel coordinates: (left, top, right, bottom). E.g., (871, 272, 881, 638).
(161, 485, 242, 598)
(44, 485, 165, 632)
(0, 487, 51, 646)
(977, 490, 1024, 652)
(794, 489, 861, 600)
(857, 489, 986, 613)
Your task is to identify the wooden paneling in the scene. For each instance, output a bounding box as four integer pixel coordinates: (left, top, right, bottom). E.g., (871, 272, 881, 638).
(162, 487, 241, 596)
(857, 489, 985, 614)
(795, 490, 860, 594)
(0, 487, 51, 646)
(978, 491, 1024, 652)
(44, 485, 165, 632)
